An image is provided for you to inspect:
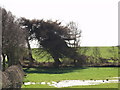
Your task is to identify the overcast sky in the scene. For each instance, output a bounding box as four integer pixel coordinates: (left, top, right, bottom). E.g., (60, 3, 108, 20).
(0, 0, 119, 47)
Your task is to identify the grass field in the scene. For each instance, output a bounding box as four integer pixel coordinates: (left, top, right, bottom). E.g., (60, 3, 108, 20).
(22, 46, 119, 88)
(32, 48, 54, 62)
(32, 46, 118, 63)
(78, 47, 118, 59)
(22, 67, 119, 88)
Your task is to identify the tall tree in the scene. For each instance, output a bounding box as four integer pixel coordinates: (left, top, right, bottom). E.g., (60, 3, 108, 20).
(20, 18, 84, 67)
(2, 8, 26, 69)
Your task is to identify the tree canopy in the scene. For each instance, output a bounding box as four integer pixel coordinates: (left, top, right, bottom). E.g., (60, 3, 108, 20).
(20, 18, 84, 67)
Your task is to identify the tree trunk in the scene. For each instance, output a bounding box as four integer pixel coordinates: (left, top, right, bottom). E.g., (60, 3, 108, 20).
(26, 38, 35, 67)
(2, 53, 6, 71)
(73, 59, 77, 66)
(53, 57, 61, 68)
(7, 53, 14, 67)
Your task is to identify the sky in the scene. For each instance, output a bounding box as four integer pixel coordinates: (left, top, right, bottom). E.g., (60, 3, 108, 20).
(0, 0, 119, 47)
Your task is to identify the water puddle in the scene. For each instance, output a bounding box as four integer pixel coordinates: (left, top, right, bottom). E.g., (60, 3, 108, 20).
(49, 79, 118, 88)
(24, 77, 119, 88)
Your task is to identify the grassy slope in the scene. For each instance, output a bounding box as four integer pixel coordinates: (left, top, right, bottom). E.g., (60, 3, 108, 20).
(22, 67, 119, 88)
(78, 47, 118, 59)
(32, 48, 54, 62)
(32, 47, 118, 62)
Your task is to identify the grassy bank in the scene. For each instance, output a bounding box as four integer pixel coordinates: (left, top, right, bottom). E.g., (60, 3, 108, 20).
(78, 47, 118, 59)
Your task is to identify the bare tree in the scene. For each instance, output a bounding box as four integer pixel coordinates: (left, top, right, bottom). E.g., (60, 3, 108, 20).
(66, 21, 81, 47)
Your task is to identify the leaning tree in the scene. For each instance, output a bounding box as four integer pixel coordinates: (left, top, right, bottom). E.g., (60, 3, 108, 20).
(20, 18, 85, 67)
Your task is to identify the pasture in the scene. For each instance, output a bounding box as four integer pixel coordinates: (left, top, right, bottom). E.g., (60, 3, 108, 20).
(22, 67, 119, 88)
(32, 46, 118, 63)
(22, 46, 119, 88)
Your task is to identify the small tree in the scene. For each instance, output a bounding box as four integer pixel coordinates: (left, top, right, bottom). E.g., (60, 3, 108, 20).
(66, 21, 81, 47)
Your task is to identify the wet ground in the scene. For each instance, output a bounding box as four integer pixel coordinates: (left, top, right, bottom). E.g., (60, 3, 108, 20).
(24, 77, 119, 88)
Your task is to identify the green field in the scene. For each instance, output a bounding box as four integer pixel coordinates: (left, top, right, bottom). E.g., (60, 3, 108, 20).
(22, 67, 119, 88)
(78, 47, 118, 59)
(32, 46, 119, 63)
(22, 46, 119, 88)
(32, 48, 54, 62)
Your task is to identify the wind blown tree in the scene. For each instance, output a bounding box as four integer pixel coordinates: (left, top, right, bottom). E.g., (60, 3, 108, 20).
(2, 8, 26, 70)
(20, 18, 84, 67)
(18, 18, 37, 67)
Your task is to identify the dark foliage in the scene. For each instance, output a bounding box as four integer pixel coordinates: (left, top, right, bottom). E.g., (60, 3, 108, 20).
(20, 18, 84, 67)
(1, 7, 26, 69)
